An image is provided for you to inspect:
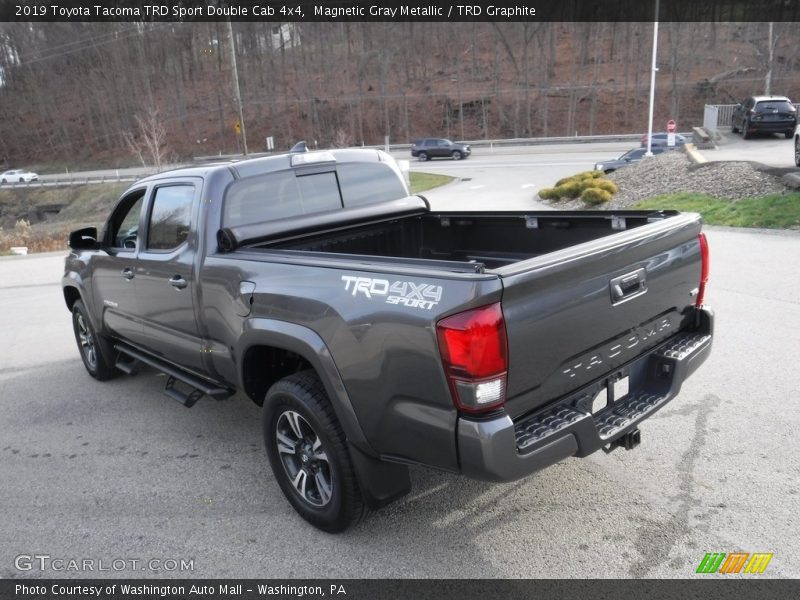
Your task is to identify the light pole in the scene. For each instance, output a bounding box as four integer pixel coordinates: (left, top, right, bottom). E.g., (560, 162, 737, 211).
(227, 19, 248, 156)
(645, 0, 660, 157)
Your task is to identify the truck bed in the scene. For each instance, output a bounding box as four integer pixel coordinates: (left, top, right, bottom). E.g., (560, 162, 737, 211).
(239, 206, 704, 423)
(251, 210, 666, 271)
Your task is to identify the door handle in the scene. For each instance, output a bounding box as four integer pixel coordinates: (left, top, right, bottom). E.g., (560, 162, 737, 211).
(121, 268, 134, 280)
(169, 276, 188, 289)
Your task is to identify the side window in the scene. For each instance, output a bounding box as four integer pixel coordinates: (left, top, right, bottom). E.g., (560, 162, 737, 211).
(108, 190, 145, 250)
(146, 185, 195, 251)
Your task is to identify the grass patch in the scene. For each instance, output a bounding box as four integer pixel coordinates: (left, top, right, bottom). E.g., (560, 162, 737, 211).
(410, 172, 454, 194)
(633, 192, 800, 230)
(0, 183, 128, 253)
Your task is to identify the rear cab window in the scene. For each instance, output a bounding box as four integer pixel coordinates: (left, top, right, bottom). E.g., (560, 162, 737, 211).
(223, 161, 407, 227)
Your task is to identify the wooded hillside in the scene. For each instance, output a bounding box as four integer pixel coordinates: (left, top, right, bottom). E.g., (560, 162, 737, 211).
(0, 21, 797, 166)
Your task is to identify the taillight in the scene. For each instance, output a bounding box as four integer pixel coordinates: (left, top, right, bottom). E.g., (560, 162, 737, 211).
(696, 233, 710, 307)
(436, 302, 508, 414)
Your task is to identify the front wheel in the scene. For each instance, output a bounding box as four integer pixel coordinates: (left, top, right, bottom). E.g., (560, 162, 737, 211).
(451, 150, 462, 160)
(263, 372, 365, 533)
(795, 137, 800, 167)
(71, 300, 119, 380)
(785, 131, 793, 140)
(731, 119, 739, 134)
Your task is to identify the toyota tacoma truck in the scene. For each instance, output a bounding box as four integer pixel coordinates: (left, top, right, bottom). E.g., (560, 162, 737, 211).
(63, 148, 713, 532)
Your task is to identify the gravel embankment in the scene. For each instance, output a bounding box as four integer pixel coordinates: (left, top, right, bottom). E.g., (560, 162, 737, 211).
(541, 150, 790, 210)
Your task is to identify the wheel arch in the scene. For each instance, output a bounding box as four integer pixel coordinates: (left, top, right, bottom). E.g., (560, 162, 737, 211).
(63, 285, 82, 311)
(238, 319, 372, 453)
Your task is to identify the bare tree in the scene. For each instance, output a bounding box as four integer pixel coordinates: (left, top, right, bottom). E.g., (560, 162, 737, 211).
(123, 108, 168, 170)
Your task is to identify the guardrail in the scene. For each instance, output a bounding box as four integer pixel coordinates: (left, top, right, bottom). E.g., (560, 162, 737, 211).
(0, 176, 141, 189)
(195, 133, 691, 162)
(0, 135, 693, 188)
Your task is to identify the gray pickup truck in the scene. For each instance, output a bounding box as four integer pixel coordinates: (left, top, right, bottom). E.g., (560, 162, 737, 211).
(63, 149, 713, 532)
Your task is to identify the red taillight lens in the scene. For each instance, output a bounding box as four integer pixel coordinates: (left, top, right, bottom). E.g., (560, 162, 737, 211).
(696, 232, 710, 307)
(436, 302, 508, 414)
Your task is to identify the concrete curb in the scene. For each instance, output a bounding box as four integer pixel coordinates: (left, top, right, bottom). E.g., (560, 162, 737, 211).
(684, 143, 708, 164)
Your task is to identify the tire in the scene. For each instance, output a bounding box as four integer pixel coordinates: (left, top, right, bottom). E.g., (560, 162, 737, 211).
(731, 119, 739, 134)
(418, 151, 429, 161)
(71, 300, 119, 381)
(795, 137, 800, 167)
(1, 178, 5, 183)
(742, 119, 751, 140)
(785, 131, 793, 140)
(263, 371, 365, 533)
(19, 177, 24, 182)
(451, 150, 462, 160)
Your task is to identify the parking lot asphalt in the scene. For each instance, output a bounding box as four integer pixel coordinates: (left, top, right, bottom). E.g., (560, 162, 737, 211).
(1, 222, 798, 578)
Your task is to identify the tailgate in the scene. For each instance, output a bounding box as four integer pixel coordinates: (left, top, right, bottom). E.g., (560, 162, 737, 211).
(497, 213, 704, 419)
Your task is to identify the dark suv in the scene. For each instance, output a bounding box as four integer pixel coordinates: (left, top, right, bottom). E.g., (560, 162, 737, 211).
(731, 95, 797, 139)
(410, 138, 471, 161)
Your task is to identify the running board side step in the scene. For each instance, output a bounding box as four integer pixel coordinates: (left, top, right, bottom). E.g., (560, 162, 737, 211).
(113, 344, 234, 407)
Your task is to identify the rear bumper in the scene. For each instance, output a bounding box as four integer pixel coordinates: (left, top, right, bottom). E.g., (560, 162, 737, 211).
(747, 121, 795, 133)
(457, 307, 714, 482)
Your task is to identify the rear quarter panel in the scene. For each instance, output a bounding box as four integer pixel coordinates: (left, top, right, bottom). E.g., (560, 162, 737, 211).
(202, 252, 502, 472)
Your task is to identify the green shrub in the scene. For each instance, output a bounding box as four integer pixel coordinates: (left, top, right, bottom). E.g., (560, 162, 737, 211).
(555, 171, 601, 187)
(538, 187, 559, 200)
(556, 181, 584, 199)
(581, 187, 613, 205)
(546, 171, 617, 201)
(591, 179, 619, 194)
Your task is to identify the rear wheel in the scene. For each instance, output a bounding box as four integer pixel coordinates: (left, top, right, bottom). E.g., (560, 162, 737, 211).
(795, 137, 800, 167)
(742, 119, 751, 139)
(71, 300, 119, 381)
(451, 150, 462, 160)
(785, 131, 793, 139)
(731, 119, 739, 134)
(263, 372, 365, 533)
(418, 151, 429, 161)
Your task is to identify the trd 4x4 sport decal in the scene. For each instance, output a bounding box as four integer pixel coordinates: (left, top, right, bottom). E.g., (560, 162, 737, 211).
(342, 275, 443, 310)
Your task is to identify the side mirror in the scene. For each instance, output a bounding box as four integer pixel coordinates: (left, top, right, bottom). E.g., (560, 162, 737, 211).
(69, 227, 98, 249)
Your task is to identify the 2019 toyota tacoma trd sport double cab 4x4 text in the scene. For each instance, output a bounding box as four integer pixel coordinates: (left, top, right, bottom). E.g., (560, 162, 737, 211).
(63, 149, 713, 532)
